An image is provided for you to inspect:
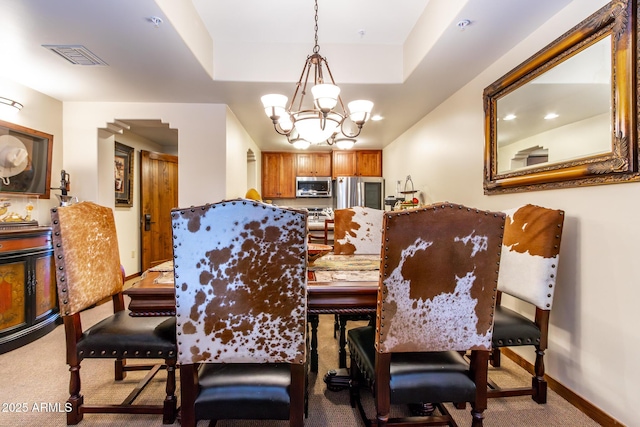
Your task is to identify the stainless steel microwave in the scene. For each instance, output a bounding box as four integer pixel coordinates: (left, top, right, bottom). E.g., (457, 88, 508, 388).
(296, 176, 332, 198)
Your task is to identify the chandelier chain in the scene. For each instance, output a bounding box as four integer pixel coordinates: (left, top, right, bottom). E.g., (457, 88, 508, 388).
(313, 0, 319, 53)
(260, 0, 373, 148)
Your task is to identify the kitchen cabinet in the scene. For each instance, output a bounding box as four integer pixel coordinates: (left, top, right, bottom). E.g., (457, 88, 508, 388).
(296, 152, 332, 176)
(261, 152, 296, 198)
(0, 228, 59, 354)
(332, 150, 382, 178)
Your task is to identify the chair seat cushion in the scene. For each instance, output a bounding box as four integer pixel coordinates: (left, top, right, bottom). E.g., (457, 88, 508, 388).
(492, 305, 541, 347)
(348, 326, 476, 404)
(194, 363, 292, 421)
(77, 311, 176, 359)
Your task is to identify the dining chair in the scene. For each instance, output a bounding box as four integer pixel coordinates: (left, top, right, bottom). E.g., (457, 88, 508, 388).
(348, 203, 505, 426)
(488, 204, 565, 404)
(331, 206, 383, 360)
(308, 218, 333, 246)
(171, 199, 308, 427)
(333, 206, 383, 255)
(50, 201, 177, 425)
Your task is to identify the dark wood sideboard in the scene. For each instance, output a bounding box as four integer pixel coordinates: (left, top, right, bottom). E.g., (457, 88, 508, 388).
(0, 227, 59, 354)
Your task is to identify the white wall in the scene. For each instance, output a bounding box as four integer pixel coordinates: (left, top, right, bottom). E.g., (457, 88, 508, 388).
(63, 102, 228, 208)
(225, 107, 262, 199)
(383, 0, 637, 425)
(63, 102, 229, 275)
(0, 76, 63, 223)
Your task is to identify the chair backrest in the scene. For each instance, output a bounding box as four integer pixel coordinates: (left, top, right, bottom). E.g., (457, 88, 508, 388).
(171, 199, 308, 365)
(51, 201, 123, 316)
(333, 206, 383, 255)
(376, 203, 505, 354)
(498, 204, 565, 310)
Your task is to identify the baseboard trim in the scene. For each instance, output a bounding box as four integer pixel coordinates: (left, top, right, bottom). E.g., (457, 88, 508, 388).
(502, 348, 624, 426)
(125, 272, 141, 282)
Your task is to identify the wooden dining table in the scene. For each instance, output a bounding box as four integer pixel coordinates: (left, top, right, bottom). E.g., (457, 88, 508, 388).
(124, 255, 379, 373)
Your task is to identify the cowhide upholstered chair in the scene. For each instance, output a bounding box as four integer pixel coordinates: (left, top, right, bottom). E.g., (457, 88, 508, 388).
(171, 199, 308, 427)
(50, 201, 177, 425)
(333, 206, 383, 255)
(331, 206, 384, 358)
(488, 204, 564, 404)
(348, 203, 505, 427)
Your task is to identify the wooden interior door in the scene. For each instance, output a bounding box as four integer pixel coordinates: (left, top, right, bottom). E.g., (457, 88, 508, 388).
(140, 150, 178, 272)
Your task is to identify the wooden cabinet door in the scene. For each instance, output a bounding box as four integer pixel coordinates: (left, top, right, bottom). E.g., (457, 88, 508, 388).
(356, 150, 382, 176)
(262, 152, 281, 198)
(313, 153, 332, 176)
(296, 153, 314, 176)
(33, 252, 56, 320)
(332, 151, 357, 178)
(297, 153, 332, 176)
(0, 259, 27, 333)
(262, 152, 295, 198)
(279, 153, 296, 198)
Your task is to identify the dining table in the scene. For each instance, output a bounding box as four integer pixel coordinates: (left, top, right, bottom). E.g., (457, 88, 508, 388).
(124, 254, 380, 374)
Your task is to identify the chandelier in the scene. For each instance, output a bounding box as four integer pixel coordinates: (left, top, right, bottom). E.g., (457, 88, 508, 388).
(261, 0, 373, 149)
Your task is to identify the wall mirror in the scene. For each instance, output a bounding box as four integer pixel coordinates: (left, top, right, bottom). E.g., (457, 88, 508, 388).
(483, 0, 637, 194)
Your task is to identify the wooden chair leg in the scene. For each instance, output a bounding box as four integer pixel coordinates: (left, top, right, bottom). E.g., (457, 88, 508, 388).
(308, 314, 319, 373)
(471, 409, 485, 427)
(115, 358, 125, 380)
(374, 353, 391, 427)
(67, 364, 83, 425)
(338, 316, 348, 368)
(163, 359, 178, 424)
(290, 364, 305, 427)
(532, 347, 547, 403)
(349, 355, 359, 408)
(490, 348, 501, 367)
(180, 364, 198, 427)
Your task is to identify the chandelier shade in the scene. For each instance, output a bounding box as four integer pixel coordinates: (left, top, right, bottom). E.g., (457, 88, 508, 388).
(335, 138, 356, 150)
(348, 100, 374, 124)
(293, 111, 341, 144)
(261, 0, 373, 149)
(311, 84, 340, 112)
(291, 139, 311, 150)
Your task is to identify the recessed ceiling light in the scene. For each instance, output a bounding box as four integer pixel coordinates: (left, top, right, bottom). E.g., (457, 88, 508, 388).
(544, 113, 559, 120)
(457, 19, 472, 30)
(503, 114, 517, 121)
(148, 16, 163, 28)
(370, 115, 383, 121)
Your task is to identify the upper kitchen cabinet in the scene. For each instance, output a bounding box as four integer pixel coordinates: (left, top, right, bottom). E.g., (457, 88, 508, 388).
(261, 152, 296, 199)
(296, 152, 332, 176)
(332, 150, 382, 178)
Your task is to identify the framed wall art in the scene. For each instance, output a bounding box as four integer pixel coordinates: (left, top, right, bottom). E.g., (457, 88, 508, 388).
(114, 142, 134, 207)
(0, 120, 53, 199)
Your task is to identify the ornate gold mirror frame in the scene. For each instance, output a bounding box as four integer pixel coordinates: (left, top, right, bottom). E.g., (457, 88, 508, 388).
(483, 0, 637, 194)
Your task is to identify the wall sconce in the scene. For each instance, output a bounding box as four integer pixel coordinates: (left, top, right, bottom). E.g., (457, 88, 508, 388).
(0, 97, 23, 113)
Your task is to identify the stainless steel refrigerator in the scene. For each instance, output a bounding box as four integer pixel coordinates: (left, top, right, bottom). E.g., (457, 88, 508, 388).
(334, 176, 385, 210)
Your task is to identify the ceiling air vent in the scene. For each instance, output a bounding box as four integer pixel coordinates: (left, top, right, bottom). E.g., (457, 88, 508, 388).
(42, 45, 108, 66)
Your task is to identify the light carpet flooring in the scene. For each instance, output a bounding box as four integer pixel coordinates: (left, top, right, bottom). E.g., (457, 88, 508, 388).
(0, 298, 601, 426)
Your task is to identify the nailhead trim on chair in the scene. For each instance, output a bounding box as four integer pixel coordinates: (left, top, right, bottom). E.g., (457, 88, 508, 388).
(348, 339, 374, 387)
(495, 337, 540, 346)
(79, 349, 175, 358)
